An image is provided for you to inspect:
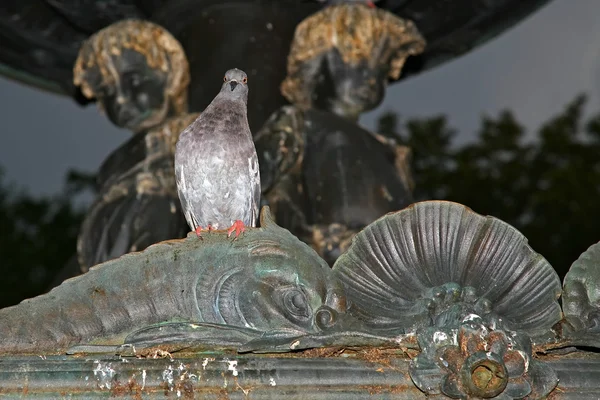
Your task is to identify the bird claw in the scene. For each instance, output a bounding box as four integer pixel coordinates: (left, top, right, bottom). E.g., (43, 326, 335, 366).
(194, 224, 216, 239)
(227, 220, 246, 239)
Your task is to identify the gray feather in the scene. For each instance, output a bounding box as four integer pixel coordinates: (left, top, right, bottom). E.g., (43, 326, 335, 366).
(175, 68, 260, 230)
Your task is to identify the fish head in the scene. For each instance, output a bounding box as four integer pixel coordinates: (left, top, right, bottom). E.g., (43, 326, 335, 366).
(236, 216, 348, 333)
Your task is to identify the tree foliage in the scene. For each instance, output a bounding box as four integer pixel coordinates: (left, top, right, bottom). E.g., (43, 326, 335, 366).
(0, 169, 89, 308)
(379, 94, 600, 277)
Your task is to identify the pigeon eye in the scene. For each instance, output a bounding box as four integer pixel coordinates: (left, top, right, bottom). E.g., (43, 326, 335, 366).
(242, 77, 248, 84)
(223, 76, 227, 82)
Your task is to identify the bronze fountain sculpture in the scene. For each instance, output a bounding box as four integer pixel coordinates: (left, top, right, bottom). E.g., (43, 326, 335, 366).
(256, 4, 423, 264)
(2, 201, 600, 398)
(73, 6, 426, 269)
(72, 20, 199, 271)
(4, 1, 600, 399)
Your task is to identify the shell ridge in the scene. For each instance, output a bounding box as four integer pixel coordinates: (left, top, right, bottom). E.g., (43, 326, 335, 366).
(375, 218, 421, 298)
(439, 203, 452, 281)
(392, 212, 428, 296)
(510, 300, 562, 333)
(452, 212, 490, 290)
(487, 223, 530, 293)
(337, 245, 415, 319)
(490, 252, 541, 311)
(464, 218, 515, 294)
(341, 254, 403, 307)
(450, 203, 471, 283)
(453, 207, 475, 285)
(378, 218, 406, 286)
(476, 221, 534, 301)
(494, 257, 561, 322)
(355, 223, 410, 302)
(392, 215, 430, 296)
(435, 202, 452, 283)
(433, 202, 448, 283)
(412, 204, 434, 285)
(464, 219, 504, 290)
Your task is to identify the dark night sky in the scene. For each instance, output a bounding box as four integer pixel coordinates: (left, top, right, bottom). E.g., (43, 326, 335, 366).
(0, 0, 598, 197)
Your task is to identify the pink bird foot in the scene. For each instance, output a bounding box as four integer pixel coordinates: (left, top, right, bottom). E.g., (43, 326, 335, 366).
(227, 220, 246, 239)
(194, 225, 215, 239)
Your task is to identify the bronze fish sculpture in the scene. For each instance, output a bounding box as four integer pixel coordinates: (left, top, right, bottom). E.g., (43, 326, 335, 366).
(0, 207, 347, 355)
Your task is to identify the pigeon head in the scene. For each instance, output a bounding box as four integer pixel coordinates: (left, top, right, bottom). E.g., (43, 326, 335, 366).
(221, 68, 249, 103)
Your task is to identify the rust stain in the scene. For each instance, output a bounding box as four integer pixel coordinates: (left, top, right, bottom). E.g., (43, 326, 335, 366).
(292, 346, 413, 372)
(354, 347, 404, 370)
(359, 384, 385, 395)
(91, 287, 106, 296)
(297, 346, 347, 358)
(180, 380, 195, 399)
(358, 384, 421, 396)
(134, 345, 180, 359)
(109, 377, 144, 399)
(470, 361, 506, 396)
(216, 388, 231, 400)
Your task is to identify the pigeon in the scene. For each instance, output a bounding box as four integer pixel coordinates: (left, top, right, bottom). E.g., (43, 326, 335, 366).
(174, 68, 260, 238)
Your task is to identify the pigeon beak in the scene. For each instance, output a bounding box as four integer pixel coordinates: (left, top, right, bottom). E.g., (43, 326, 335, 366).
(229, 80, 238, 91)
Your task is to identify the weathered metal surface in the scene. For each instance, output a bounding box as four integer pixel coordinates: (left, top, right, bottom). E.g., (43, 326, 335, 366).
(333, 201, 562, 338)
(0, 0, 552, 100)
(562, 242, 600, 335)
(72, 19, 190, 132)
(0, 354, 422, 399)
(1, 353, 600, 398)
(3, 200, 600, 397)
(77, 113, 199, 272)
(254, 5, 421, 267)
(281, 5, 426, 118)
(70, 19, 196, 273)
(256, 107, 414, 265)
(0, 207, 350, 355)
(544, 356, 600, 399)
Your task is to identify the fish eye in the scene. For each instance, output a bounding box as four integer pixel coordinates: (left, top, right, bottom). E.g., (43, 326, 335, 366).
(242, 77, 248, 84)
(283, 289, 309, 318)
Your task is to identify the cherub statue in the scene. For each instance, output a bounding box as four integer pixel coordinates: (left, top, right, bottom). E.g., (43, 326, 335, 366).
(256, 4, 426, 264)
(73, 20, 197, 271)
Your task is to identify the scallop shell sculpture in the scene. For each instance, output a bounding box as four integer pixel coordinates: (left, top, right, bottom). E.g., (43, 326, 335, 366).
(562, 241, 600, 334)
(332, 200, 563, 338)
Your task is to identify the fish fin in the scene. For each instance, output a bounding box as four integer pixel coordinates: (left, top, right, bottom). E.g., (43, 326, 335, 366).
(66, 344, 121, 355)
(237, 328, 309, 353)
(124, 322, 262, 351)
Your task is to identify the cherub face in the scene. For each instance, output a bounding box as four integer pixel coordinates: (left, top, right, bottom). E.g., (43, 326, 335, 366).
(311, 50, 387, 119)
(90, 49, 170, 132)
